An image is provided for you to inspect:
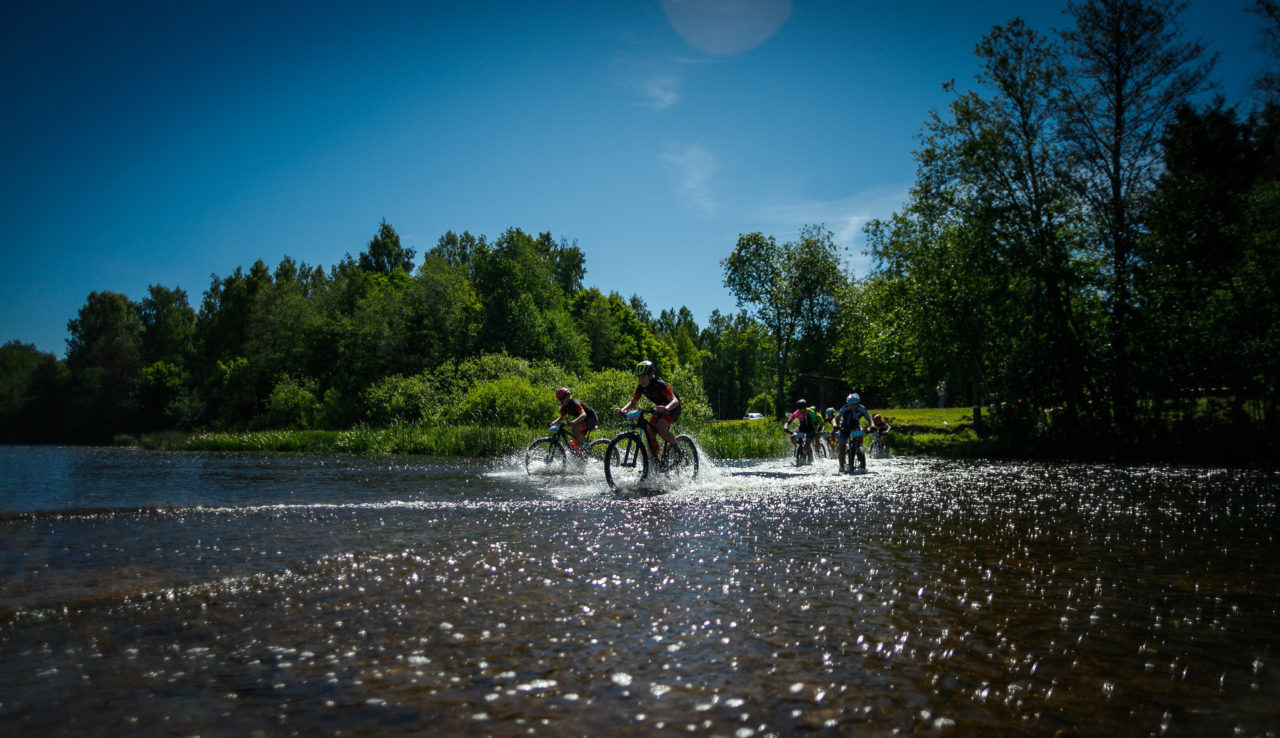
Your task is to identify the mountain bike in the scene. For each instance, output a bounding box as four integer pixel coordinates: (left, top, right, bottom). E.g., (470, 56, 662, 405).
(869, 431, 891, 459)
(788, 430, 810, 466)
(603, 409, 699, 489)
(525, 423, 610, 474)
(813, 431, 831, 459)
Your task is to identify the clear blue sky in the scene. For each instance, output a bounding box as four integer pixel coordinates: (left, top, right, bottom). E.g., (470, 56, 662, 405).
(1, 0, 1268, 357)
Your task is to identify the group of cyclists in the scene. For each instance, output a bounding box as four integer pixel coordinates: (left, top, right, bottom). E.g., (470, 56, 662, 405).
(783, 395, 891, 473)
(550, 359, 890, 472)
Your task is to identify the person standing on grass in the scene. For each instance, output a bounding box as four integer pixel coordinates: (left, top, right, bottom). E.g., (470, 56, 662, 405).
(937, 381, 947, 409)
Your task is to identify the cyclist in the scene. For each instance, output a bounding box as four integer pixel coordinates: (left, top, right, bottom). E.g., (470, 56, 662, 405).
(836, 393, 873, 473)
(822, 407, 837, 454)
(553, 387, 598, 456)
(870, 414, 890, 455)
(783, 399, 821, 465)
(616, 360, 681, 462)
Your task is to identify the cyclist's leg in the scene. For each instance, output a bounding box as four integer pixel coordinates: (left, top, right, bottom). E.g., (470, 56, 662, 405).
(570, 421, 588, 455)
(644, 424, 660, 457)
(652, 415, 676, 446)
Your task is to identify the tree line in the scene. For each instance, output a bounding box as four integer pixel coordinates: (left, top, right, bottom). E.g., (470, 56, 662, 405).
(2, 0, 1278, 460)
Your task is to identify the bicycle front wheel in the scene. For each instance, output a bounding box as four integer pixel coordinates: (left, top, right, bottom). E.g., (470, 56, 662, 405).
(794, 439, 805, 466)
(604, 432, 648, 489)
(670, 435, 699, 480)
(587, 438, 611, 463)
(812, 437, 828, 459)
(525, 437, 566, 474)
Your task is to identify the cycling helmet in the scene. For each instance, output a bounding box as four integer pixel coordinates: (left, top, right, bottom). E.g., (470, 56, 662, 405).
(846, 393, 860, 405)
(825, 407, 835, 417)
(555, 387, 571, 402)
(633, 360, 655, 376)
(795, 399, 807, 409)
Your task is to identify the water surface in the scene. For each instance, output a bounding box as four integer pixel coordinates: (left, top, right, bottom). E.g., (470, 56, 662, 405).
(0, 445, 1276, 736)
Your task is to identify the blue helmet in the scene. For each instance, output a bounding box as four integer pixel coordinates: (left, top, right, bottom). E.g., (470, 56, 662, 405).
(846, 393, 860, 405)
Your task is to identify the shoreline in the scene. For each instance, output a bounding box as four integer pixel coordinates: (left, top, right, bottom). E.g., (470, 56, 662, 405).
(102, 406, 1273, 466)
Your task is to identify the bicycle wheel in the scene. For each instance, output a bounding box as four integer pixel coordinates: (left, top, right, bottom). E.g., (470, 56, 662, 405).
(604, 432, 648, 489)
(812, 437, 828, 459)
(793, 438, 805, 466)
(587, 438, 611, 463)
(670, 435, 699, 480)
(525, 437, 566, 474)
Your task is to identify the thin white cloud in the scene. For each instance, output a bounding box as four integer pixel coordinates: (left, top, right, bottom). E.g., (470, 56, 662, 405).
(757, 184, 911, 277)
(640, 74, 680, 110)
(661, 141, 720, 215)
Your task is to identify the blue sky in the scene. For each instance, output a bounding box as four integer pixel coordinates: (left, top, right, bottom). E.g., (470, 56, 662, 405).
(1, 0, 1268, 357)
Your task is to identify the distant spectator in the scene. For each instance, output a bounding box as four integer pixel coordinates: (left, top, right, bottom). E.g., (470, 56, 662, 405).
(936, 381, 947, 409)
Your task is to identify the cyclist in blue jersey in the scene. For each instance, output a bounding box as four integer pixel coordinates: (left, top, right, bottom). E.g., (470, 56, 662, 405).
(836, 393, 873, 473)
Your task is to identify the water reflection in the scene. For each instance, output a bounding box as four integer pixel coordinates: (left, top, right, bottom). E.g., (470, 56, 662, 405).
(0, 446, 1276, 736)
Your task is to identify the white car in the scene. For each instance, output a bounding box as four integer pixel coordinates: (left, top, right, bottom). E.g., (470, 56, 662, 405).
(744, 412, 765, 420)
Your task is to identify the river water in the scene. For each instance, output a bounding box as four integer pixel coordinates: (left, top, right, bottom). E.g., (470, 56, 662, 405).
(0, 445, 1276, 737)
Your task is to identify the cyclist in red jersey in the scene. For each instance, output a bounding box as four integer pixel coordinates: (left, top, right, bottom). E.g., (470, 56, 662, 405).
(615, 360, 681, 458)
(553, 387, 598, 456)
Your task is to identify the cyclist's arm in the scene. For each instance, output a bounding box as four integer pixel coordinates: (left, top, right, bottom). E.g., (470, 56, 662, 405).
(617, 393, 641, 415)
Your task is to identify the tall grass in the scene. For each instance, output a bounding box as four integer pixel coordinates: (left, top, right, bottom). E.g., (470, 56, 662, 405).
(142, 425, 545, 457)
(689, 419, 791, 459)
(134, 411, 984, 460)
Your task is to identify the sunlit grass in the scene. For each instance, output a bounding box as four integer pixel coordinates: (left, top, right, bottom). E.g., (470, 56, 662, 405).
(142, 426, 546, 457)
(134, 410, 988, 460)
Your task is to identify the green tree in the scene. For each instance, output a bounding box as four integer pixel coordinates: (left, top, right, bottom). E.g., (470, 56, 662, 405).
(0, 341, 66, 441)
(723, 227, 842, 414)
(1252, 0, 1280, 102)
(358, 219, 416, 276)
(1058, 0, 1217, 427)
(699, 310, 770, 418)
(139, 285, 195, 367)
(722, 232, 800, 414)
(66, 290, 143, 440)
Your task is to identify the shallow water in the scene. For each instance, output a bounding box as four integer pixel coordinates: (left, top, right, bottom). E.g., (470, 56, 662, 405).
(0, 445, 1276, 736)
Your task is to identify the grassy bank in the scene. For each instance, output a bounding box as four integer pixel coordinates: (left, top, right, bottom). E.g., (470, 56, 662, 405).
(124, 407, 979, 460)
(125, 425, 545, 458)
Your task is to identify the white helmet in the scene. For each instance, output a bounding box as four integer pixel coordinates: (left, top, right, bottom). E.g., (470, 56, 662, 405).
(846, 393, 860, 405)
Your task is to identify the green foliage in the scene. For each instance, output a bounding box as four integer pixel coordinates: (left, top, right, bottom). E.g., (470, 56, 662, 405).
(0, 341, 65, 442)
(358, 219, 416, 276)
(572, 368, 636, 423)
(694, 419, 791, 458)
(363, 372, 443, 426)
(66, 290, 144, 440)
(723, 226, 844, 415)
(214, 356, 257, 428)
(264, 375, 319, 429)
(136, 360, 186, 430)
(451, 376, 559, 428)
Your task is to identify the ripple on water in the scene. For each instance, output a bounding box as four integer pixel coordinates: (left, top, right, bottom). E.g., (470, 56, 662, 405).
(0, 451, 1277, 735)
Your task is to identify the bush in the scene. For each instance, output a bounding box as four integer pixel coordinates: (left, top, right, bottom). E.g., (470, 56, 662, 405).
(364, 372, 444, 426)
(264, 375, 319, 429)
(450, 376, 558, 427)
